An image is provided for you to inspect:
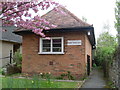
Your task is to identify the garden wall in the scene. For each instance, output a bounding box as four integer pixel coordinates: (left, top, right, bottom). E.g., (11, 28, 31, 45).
(109, 46, 120, 89)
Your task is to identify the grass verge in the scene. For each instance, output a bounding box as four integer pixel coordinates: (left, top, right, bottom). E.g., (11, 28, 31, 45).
(1, 77, 81, 88)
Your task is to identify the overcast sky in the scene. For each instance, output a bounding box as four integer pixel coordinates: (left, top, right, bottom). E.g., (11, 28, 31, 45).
(54, 0, 117, 38)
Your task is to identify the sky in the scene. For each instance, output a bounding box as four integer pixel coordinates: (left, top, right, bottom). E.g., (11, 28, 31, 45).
(54, 0, 117, 39)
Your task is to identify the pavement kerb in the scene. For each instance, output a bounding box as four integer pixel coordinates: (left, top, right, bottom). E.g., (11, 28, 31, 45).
(79, 68, 94, 88)
(77, 79, 86, 88)
(78, 75, 90, 88)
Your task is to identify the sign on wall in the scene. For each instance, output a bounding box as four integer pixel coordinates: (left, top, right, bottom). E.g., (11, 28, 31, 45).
(67, 40, 82, 45)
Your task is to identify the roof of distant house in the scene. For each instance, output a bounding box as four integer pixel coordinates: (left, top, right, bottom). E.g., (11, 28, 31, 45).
(0, 26, 22, 43)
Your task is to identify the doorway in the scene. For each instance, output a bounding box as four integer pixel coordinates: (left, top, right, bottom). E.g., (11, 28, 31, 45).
(87, 55, 90, 76)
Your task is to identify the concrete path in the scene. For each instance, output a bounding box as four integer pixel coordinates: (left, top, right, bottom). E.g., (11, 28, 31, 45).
(82, 68, 106, 88)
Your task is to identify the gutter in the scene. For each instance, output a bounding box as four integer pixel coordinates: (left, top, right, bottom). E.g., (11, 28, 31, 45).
(13, 26, 96, 46)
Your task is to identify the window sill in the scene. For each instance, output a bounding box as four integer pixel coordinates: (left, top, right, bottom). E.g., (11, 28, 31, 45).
(38, 52, 64, 55)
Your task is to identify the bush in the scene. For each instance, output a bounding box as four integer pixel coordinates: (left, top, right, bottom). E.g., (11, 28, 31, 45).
(13, 49, 22, 69)
(6, 64, 21, 75)
(2, 49, 22, 75)
(93, 63, 97, 67)
(56, 71, 75, 80)
(40, 72, 52, 80)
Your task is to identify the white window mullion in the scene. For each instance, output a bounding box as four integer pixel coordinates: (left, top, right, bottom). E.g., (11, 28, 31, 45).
(40, 38, 42, 53)
(62, 37, 64, 53)
(51, 39, 53, 53)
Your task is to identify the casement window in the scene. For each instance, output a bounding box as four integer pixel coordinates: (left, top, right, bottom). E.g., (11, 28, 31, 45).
(39, 37, 64, 54)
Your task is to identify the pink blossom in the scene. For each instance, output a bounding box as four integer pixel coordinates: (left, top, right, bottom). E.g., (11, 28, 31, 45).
(51, 24, 57, 28)
(1, 1, 61, 37)
(38, 2, 43, 6)
(34, 15, 40, 20)
(24, 12, 29, 17)
(37, 32, 45, 37)
(25, 3, 31, 8)
(6, 17, 11, 20)
(45, 37, 51, 40)
(33, 28, 43, 33)
(38, 29, 43, 32)
(30, 27, 36, 30)
(33, 29, 39, 33)
(33, 6, 39, 13)
(34, 21, 41, 26)
(24, 12, 31, 17)
(45, 27, 50, 30)
(28, 13, 31, 17)
(53, 7, 59, 11)
(44, 21, 49, 25)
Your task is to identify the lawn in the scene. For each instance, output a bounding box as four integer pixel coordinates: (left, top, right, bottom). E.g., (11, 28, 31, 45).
(1, 77, 81, 88)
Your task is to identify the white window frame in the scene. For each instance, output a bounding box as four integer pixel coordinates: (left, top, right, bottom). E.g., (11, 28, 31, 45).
(38, 37, 64, 54)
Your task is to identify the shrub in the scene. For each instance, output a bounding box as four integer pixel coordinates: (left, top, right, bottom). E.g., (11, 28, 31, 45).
(40, 72, 51, 80)
(6, 64, 21, 75)
(93, 63, 97, 67)
(3, 49, 22, 75)
(13, 49, 22, 69)
(56, 71, 75, 80)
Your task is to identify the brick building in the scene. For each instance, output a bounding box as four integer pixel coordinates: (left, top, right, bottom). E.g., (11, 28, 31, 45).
(14, 7, 96, 79)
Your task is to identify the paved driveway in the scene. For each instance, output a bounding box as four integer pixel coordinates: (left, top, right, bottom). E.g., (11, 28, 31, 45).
(82, 68, 106, 88)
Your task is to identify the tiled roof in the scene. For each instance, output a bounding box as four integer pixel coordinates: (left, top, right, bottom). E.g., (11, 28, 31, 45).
(13, 6, 95, 46)
(42, 6, 91, 29)
(0, 26, 22, 43)
(14, 6, 91, 32)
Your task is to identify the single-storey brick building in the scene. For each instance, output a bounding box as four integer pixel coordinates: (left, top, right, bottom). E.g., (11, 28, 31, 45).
(14, 7, 96, 79)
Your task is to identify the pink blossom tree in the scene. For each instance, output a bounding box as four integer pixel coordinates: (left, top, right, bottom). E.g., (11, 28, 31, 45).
(0, 0, 60, 38)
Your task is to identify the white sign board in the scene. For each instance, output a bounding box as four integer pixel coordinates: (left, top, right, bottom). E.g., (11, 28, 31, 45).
(67, 40, 82, 45)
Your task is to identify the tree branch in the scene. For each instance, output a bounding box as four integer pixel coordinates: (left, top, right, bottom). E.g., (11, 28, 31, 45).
(2, 2, 30, 14)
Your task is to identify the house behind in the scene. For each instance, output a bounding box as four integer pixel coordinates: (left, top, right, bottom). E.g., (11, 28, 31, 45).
(0, 26, 22, 67)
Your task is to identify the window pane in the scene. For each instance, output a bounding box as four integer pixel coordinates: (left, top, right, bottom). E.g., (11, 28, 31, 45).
(43, 44, 51, 47)
(53, 39, 62, 47)
(53, 39, 61, 44)
(53, 48, 61, 52)
(42, 40, 51, 52)
(52, 39, 62, 52)
(53, 44, 61, 47)
(42, 47, 51, 52)
(43, 40, 50, 44)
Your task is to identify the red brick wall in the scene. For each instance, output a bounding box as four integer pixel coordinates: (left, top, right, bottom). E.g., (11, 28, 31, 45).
(22, 31, 92, 78)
